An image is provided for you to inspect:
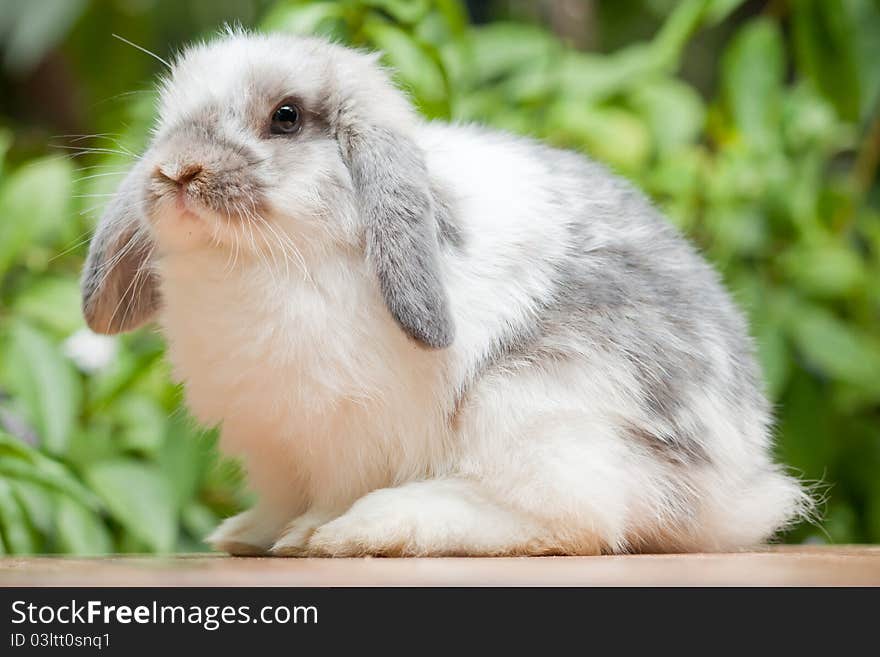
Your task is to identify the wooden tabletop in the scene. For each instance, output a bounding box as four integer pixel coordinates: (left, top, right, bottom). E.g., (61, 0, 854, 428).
(1, 545, 878, 587)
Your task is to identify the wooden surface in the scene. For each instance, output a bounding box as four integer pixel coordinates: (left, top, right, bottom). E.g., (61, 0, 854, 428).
(1, 545, 878, 586)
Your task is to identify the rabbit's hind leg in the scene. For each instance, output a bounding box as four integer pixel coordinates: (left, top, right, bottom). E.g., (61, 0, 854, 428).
(304, 477, 573, 557)
(303, 412, 649, 556)
(306, 365, 693, 557)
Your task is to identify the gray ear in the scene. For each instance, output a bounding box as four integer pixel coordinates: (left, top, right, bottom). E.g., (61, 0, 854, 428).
(344, 127, 454, 349)
(81, 163, 159, 335)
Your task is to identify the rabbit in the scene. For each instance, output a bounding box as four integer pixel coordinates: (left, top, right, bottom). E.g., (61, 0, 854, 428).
(81, 29, 810, 557)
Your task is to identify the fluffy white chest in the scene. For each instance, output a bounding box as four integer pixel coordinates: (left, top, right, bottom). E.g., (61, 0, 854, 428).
(156, 249, 451, 509)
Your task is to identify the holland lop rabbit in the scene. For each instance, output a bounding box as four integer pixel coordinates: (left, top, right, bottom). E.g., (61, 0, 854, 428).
(82, 30, 809, 556)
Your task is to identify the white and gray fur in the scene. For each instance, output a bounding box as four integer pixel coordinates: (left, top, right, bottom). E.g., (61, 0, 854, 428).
(82, 30, 809, 556)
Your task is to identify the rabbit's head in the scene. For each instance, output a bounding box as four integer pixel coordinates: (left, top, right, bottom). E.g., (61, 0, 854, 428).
(82, 30, 454, 348)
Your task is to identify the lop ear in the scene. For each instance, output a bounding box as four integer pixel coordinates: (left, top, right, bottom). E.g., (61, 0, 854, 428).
(81, 163, 160, 335)
(343, 126, 454, 349)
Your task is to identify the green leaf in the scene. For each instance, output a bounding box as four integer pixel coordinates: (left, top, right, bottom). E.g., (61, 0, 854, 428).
(629, 78, 705, 155)
(363, 0, 430, 24)
(84, 459, 177, 553)
(776, 372, 836, 479)
(361, 18, 448, 113)
(64, 423, 118, 470)
(781, 242, 865, 298)
(12, 277, 85, 336)
(497, 61, 559, 105)
(3, 321, 81, 455)
(87, 336, 161, 405)
(868, 476, 880, 542)
(781, 83, 846, 151)
(0, 156, 73, 280)
(0, 457, 96, 506)
(822, 503, 859, 543)
(157, 415, 212, 511)
(721, 18, 784, 145)
(754, 320, 791, 400)
(0, 435, 100, 510)
(467, 23, 559, 85)
(0, 129, 12, 177)
(112, 394, 167, 454)
(10, 479, 54, 537)
(419, 0, 468, 45)
(547, 103, 651, 173)
(844, 0, 880, 121)
(0, 431, 36, 461)
(704, 206, 770, 258)
(181, 502, 218, 545)
(787, 304, 880, 394)
(54, 497, 113, 555)
(706, 0, 748, 24)
(433, 0, 468, 34)
(645, 145, 705, 204)
(793, 0, 861, 122)
(558, 45, 660, 104)
(260, 1, 347, 39)
(705, 146, 786, 204)
(0, 479, 36, 554)
(652, 0, 712, 68)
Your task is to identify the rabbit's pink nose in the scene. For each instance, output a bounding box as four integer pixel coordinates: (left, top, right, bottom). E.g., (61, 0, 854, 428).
(156, 163, 203, 186)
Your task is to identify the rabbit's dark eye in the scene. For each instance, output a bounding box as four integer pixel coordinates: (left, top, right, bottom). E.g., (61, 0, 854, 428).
(270, 103, 301, 135)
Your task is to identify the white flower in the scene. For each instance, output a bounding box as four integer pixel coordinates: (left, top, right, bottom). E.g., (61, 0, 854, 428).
(63, 328, 118, 373)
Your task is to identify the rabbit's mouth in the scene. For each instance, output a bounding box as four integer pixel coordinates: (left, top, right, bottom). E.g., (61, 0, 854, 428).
(149, 159, 266, 221)
(171, 186, 203, 221)
(147, 175, 210, 229)
(146, 126, 269, 225)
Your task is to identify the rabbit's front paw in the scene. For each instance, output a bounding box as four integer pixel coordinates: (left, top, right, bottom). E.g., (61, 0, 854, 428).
(270, 509, 341, 556)
(306, 489, 420, 557)
(207, 507, 287, 556)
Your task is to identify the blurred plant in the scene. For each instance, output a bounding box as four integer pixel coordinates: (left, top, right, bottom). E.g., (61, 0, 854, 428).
(0, 0, 878, 552)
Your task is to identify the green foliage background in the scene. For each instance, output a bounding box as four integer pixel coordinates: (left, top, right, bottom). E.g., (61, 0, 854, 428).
(0, 0, 878, 554)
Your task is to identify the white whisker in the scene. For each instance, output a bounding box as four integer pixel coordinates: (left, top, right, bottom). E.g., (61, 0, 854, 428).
(74, 170, 129, 183)
(112, 33, 171, 69)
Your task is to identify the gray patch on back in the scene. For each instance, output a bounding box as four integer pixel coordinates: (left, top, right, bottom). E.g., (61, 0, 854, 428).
(449, 131, 769, 465)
